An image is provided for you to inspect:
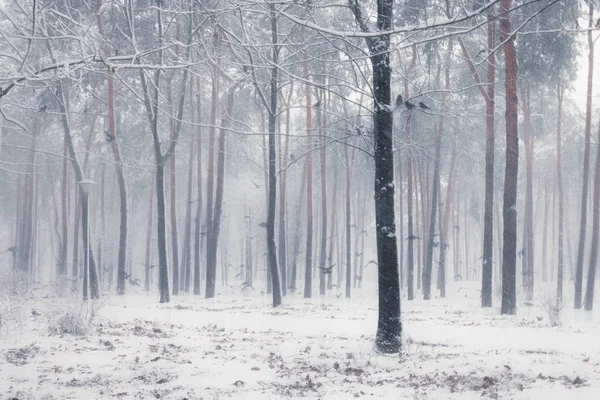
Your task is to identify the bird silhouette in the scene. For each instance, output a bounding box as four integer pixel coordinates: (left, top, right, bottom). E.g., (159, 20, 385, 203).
(104, 129, 115, 142)
(318, 264, 335, 274)
(313, 99, 321, 108)
(419, 101, 430, 110)
(3, 246, 17, 254)
(395, 94, 403, 107)
(404, 100, 416, 110)
(38, 105, 47, 112)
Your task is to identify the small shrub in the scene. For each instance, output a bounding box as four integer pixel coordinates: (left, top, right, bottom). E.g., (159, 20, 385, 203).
(47, 297, 106, 336)
(0, 268, 28, 335)
(50, 311, 90, 335)
(541, 291, 563, 327)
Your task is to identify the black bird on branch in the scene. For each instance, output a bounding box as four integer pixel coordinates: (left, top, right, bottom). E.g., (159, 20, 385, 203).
(38, 105, 47, 112)
(395, 94, 403, 107)
(104, 129, 115, 142)
(404, 100, 416, 110)
(419, 101, 430, 110)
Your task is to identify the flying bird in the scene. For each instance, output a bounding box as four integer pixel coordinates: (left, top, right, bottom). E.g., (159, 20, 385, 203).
(419, 101, 430, 110)
(318, 264, 335, 274)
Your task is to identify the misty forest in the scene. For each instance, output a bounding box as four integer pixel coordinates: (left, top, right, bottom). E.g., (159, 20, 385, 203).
(1, 0, 600, 399)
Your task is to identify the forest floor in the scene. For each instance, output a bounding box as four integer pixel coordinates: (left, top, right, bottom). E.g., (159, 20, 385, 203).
(1, 281, 600, 400)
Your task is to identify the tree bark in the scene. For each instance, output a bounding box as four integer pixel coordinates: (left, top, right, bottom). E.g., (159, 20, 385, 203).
(194, 78, 203, 295)
(303, 52, 314, 299)
(205, 68, 219, 299)
(557, 82, 565, 303)
(266, 3, 282, 307)
(584, 118, 600, 310)
(575, 4, 594, 309)
(500, 0, 518, 315)
(350, 0, 401, 353)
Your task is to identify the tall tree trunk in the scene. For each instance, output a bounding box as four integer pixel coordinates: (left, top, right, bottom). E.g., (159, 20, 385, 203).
(207, 86, 236, 299)
(182, 134, 194, 292)
(500, 0, 519, 315)
(344, 142, 354, 298)
(424, 124, 441, 300)
(327, 163, 338, 290)
(303, 53, 314, 299)
(108, 70, 129, 296)
(542, 179, 549, 283)
(557, 81, 565, 303)
(584, 119, 600, 310)
(167, 78, 180, 296)
(244, 208, 254, 289)
(291, 161, 308, 292)
(58, 137, 69, 277)
(156, 165, 170, 303)
(318, 93, 328, 296)
(522, 85, 534, 301)
(205, 69, 219, 299)
(482, 10, 496, 307)
(278, 85, 292, 297)
(350, 0, 401, 353)
(144, 185, 154, 292)
(266, 3, 282, 307)
(194, 78, 203, 296)
(575, 4, 594, 309)
(406, 111, 415, 300)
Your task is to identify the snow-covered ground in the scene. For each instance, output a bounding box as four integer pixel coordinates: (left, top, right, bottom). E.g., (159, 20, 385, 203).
(1, 282, 599, 399)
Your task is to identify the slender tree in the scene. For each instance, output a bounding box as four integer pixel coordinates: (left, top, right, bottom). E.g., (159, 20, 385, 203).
(500, 0, 518, 315)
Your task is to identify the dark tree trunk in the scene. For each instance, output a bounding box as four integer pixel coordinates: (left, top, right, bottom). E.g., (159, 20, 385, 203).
(542, 180, 549, 283)
(345, 144, 354, 298)
(144, 185, 154, 292)
(350, 0, 401, 353)
(167, 79, 180, 296)
(156, 165, 170, 303)
(278, 86, 292, 296)
(207, 87, 236, 299)
(205, 69, 218, 299)
(266, 3, 282, 307)
(522, 85, 534, 301)
(423, 124, 441, 300)
(318, 94, 328, 296)
(584, 118, 600, 310)
(304, 54, 314, 299)
(182, 132, 194, 292)
(327, 163, 338, 290)
(500, 0, 518, 315)
(244, 208, 254, 288)
(291, 161, 308, 293)
(108, 70, 129, 297)
(575, 5, 594, 309)
(194, 78, 203, 295)
(406, 112, 415, 300)
(58, 137, 69, 277)
(482, 11, 495, 306)
(557, 82, 565, 302)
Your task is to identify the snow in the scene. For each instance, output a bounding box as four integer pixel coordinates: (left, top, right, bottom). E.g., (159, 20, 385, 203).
(1, 283, 600, 399)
